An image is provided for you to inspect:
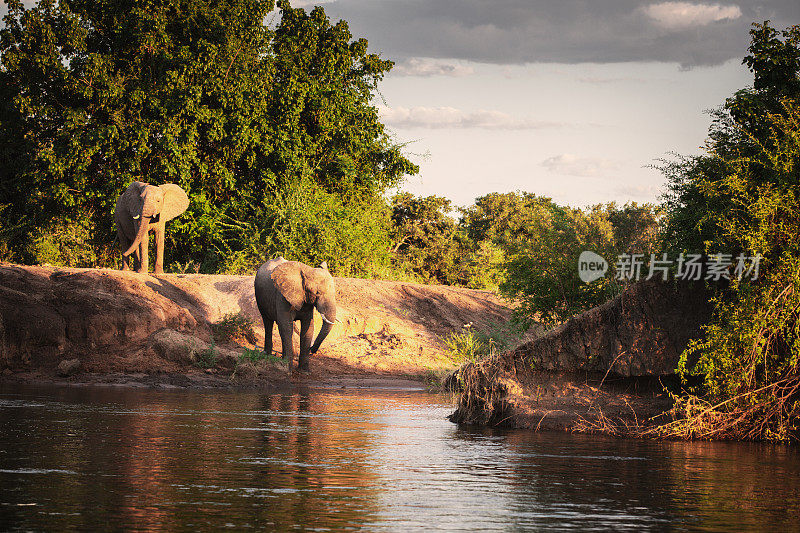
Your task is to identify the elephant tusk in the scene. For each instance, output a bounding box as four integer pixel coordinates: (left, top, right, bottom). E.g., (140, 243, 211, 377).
(319, 313, 335, 325)
(132, 214, 140, 219)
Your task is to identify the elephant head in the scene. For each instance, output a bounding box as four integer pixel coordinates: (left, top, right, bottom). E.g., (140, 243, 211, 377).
(123, 183, 189, 257)
(272, 261, 337, 353)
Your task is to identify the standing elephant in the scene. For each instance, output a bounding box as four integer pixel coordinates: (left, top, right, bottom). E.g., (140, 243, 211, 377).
(254, 257, 337, 372)
(115, 181, 189, 275)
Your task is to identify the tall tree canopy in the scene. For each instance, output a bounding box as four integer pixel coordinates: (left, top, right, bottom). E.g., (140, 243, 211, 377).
(0, 0, 417, 272)
(658, 22, 800, 441)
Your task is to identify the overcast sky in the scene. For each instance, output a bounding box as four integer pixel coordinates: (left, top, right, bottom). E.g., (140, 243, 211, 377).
(300, 0, 799, 208)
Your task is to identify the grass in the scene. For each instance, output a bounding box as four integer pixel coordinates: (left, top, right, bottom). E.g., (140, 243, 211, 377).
(194, 342, 218, 369)
(238, 347, 283, 365)
(443, 321, 519, 365)
(444, 328, 489, 364)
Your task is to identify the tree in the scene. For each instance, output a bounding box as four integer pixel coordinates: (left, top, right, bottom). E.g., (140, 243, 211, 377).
(389, 192, 465, 284)
(594, 202, 662, 255)
(661, 22, 800, 257)
(458, 193, 661, 326)
(658, 22, 800, 441)
(498, 201, 617, 327)
(0, 0, 417, 272)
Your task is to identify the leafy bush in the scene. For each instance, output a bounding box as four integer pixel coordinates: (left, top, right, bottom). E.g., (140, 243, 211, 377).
(238, 348, 282, 365)
(658, 23, 800, 441)
(194, 343, 218, 369)
(211, 313, 257, 345)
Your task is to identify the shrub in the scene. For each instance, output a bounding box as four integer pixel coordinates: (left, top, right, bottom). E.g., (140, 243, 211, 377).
(194, 343, 218, 369)
(238, 348, 283, 365)
(211, 313, 257, 345)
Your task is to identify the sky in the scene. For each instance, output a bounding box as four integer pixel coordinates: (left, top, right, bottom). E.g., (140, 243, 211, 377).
(2, 1, 797, 210)
(297, 0, 799, 209)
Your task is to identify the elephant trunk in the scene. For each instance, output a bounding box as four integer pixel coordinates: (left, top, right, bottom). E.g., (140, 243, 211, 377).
(123, 191, 158, 256)
(310, 301, 336, 354)
(123, 215, 152, 256)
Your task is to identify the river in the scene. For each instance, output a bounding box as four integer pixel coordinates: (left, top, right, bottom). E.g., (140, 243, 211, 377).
(0, 383, 798, 531)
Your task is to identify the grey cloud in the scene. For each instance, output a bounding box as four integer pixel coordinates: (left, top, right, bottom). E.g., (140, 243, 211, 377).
(319, 0, 800, 68)
(391, 58, 475, 77)
(378, 105, 570, 129)
(541, 154, 622, 177)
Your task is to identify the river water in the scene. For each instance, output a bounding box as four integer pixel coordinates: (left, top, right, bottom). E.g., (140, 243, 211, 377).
(0, 383, 798, 531)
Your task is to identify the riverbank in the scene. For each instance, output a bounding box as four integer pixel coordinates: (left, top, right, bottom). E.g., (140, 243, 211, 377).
(448, 280, 713, 435)
(1, 264, 705, 434)
(0, 263, 513, 390)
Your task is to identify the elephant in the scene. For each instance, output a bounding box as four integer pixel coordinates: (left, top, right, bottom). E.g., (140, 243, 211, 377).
(114, 181, 189, 275)
(254, 257, 337, 372)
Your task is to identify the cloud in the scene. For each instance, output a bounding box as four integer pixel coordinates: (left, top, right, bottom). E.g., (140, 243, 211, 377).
(391, 58, 475, 77)
(290, 0, 337, 7)
(614, 183, 661, 200)
(320, 0, 799, 68)
(378, 105, 566, 129)
(642, 2, 742, 30)
(541, 154, 622, 177)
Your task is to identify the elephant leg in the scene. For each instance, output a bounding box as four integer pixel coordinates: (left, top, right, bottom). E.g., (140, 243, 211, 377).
(262, 318, 274, 356)
(132, 248, 141, 272)
(118, 228, 131, 271)
(153, 222, 165, 275)
(298, 317, 313, 372)
(277, 320, 295, 371)
(137, 231, 149, 274)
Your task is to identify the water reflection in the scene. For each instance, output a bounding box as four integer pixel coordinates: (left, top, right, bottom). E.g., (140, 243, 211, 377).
(0, 383, 798, 531)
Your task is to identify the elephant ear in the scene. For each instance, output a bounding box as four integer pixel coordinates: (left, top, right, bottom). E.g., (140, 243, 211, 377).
(158, 184, 189, 222)
(272, 262, 306, 311)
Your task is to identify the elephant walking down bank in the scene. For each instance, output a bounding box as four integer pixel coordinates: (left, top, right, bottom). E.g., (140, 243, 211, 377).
(115, 181, 189, 275)
(254, 258, 337, 372)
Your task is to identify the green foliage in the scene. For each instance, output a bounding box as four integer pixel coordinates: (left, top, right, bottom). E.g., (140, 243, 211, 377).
(499, 201, 615, 328)
(443, 325, 490, 365)
(389, 192, 465, 284)
(459, 192, 660, 328)
(594, 201, 663, 255)
(211, 312, 257, 345)
(662, 22, 800, 257)
(0, 0, 417, 273)
(661, 22, 800, 441)
(238, 347, 281, 365)
(194, 342, 218, 369)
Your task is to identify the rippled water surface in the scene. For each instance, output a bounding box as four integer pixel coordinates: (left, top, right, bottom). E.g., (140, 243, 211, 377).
(1, 383, 799, 531)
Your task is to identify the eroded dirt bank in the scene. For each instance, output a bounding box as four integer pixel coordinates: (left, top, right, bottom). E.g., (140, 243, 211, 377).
(0, 263, 510, 388)
(449, 280, 713, 432)
(0, 264, 712, 434)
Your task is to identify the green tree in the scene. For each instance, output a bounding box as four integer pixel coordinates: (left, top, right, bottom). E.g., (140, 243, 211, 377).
(669, 100, 800, 441)
(594, 202, 662, 255)
(661, 22, 800, 257)
(459, 193, 661, 326)
(499, 201, 617, 327)
(0, 0, 417, 272)
(658, 22, 800, 441)
(389, 192, 465, 284)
